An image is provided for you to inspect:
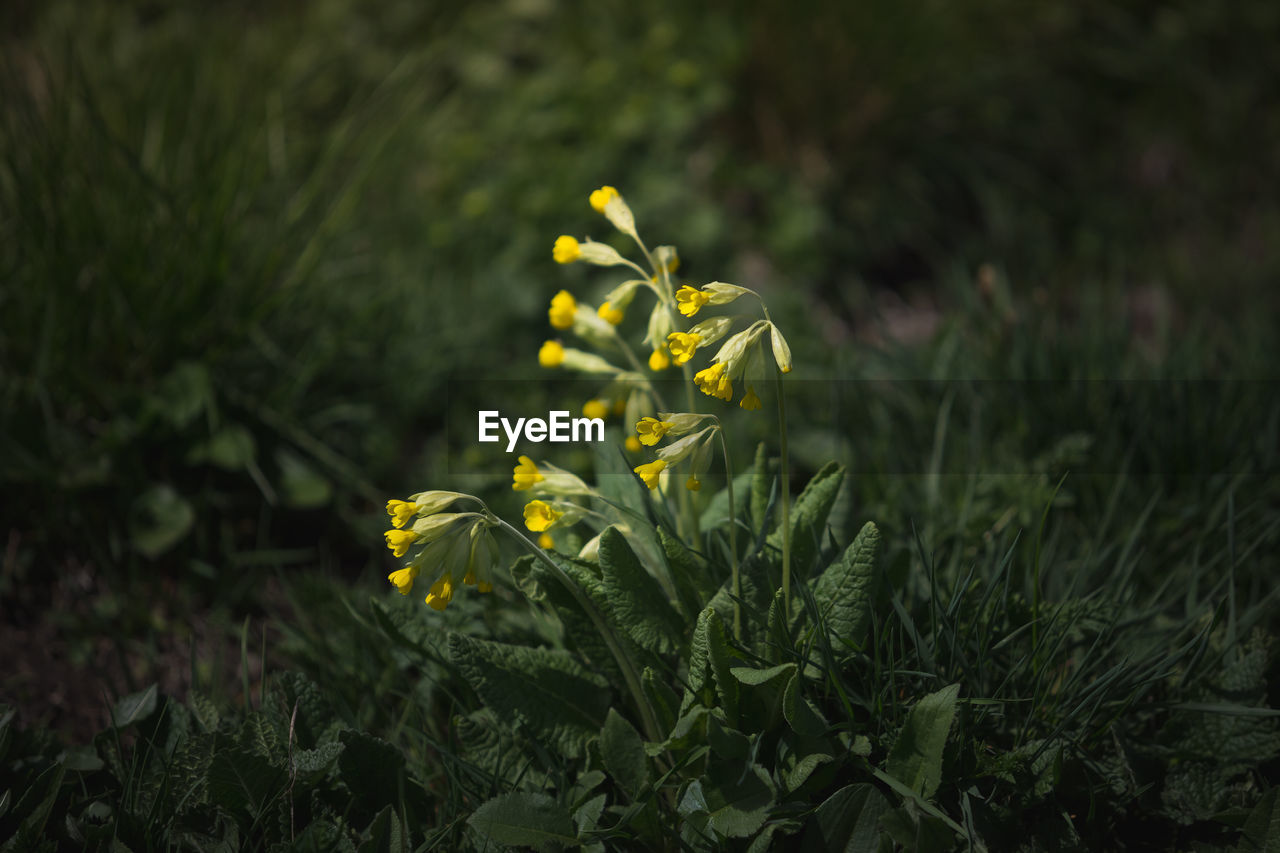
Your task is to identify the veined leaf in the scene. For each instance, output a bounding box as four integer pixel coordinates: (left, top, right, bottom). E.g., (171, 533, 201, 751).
(686, 609, 741, 725)
(884, 683, 960, 799)
(803, 783, 891, 852)
(448, 634, 610, 759)
(678, 763, 776, 839)
(111, 684, 159, 729)
(338, 730, 404, 810)
(601, 709, 649, 799)
(766, 462, 844, 578)
(812, 521, 880, 655)
(599, 527, 684, 656)
(468, 792, 578, 851)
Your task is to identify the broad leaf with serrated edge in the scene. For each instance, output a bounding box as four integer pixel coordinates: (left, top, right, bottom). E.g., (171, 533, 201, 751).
(599, 527, 683, 656)
(884, 683, 960, 799)
(449, 633, 609, 758)
(812, 521, 880, 654)
(468, 792, 577, 851)
(766, 462, 844, 579)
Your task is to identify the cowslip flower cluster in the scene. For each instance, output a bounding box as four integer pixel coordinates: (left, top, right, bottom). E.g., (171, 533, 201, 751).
(384, 491, 497, 610)
(383, 186, 798, 616)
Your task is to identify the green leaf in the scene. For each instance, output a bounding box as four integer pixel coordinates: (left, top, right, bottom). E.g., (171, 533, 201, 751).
(1240, 787, 1280, 853)
(884, 683, 960, 799)
(574, 793, 607, 834)
(293, 740, 344, 779)
(338, 730, 405, 810)
(188, 424, 256, 470)
(188, 692, 220, 733)
(468, 792, 578, 851)
(276, 448, 332, 508)
(448, 633, 610, 759)
(785, 750, 833, 792)
(111, 684, 159, 728)
(359, 805, 406, 853)
(512, 554, 629, 684)
(660, 526, 720, 616)
(812, 521, 880, 654)
(7, 762, 64, 840)
(642, 667, 680, 736)
(686, 609, 741, 724)
(699, 469, 755, 529)
(783, 670, 829, 738)
(601, 709, 648, 799)
(731, 663, 794, 732)
(598, 527, 684, 656)
(207, 747, 284, 818)
(128, 486, 194, 558)
(454, 710, 547, 790)
(804, 783, 891, 852)
(766, 462, 844, 578)
(678, 763, 776, 839)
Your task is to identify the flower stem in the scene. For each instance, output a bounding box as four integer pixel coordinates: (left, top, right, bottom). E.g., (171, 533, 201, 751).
(493, 516, 662, 743)
(716, 424, 742, 641)
(775, 366, 792, 614)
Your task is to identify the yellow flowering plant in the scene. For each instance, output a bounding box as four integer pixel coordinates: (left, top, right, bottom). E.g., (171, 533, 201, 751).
(378, 187, 883, 850)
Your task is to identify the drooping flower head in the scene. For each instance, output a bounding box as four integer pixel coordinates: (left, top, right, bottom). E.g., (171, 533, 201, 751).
(425, 573, 455, 611)
(740, 386, 762, 410)
(523, 499, 564, 532)
(553, 235, 581, 264)
(539, 340, 565, 368)
(583, 399, 609, 421)
(512, 455, 545, 491)
(634, 459, 668, 490)
(386, 499, 418, 529)
(648, 346, 671, 371)
(384, 529, 418, 558)
(676, 285, 710, 317)
(597, 301, 624, 325)
(387, 565, 419, 595)
(694, 361, 733, 401)
(549, 290, 577, 329)
(636, 416, 674, 447)
(667, 332, 701, 365)
(589, 186, 619, 213)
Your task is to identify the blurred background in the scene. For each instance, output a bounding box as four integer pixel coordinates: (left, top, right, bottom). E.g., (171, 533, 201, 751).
(2, 0, 1278, 741)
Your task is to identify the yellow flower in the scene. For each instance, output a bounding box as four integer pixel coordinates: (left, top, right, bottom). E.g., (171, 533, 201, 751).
(539, 340, 565, 368)
(625, 435, 642, 453)
(634, 459, 667, 490)
(686, 475, 701, 492)
(384, 529, 418, 558)
(648, 346, 671, 371)
(636, 416, 674, 446)
(740, 386, 762, 410)
(549, 290, 577, 329)
(666, 332, 701, 365)
(597, 301, 624, 325)
(583, 399, 609, 420)
(589, 186, 619, 213)
(553, 235, 581, 264)
(387, 565, 418, 595)
(676, 286, 710, 317)
(512, 455, 546, 491)
(386, 499, 417, 529)
(538, 532, 555, 549)
(425, 573, 455, 611)
(523, 499, 564, 532)
(694, 362, 733, 401)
